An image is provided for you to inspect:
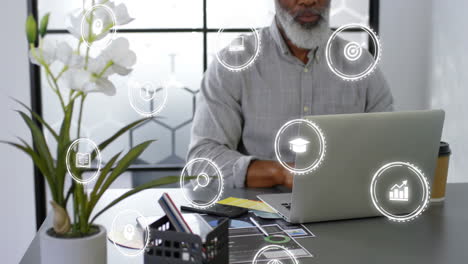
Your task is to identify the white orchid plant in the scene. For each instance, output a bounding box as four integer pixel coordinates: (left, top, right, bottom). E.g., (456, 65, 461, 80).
(2, 0, 185, 238)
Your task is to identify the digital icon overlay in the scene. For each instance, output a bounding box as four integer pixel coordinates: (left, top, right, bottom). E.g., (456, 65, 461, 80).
(193, 172, 210, 191)
(289, 138, 310, 154)
(252, 245, 299, 264)
(370, 162, 430, 222)
(92, 19, 104, 35)
(389, 180, 409, 202)
(215, 28, 261, 72)
(180, 158, 224, 208)
(75, 152, 91, 168)
(110, 209, 149, 257)
(343, 41, 363, 61)
(128, 79, 168, 117)
(325, 23, 382, 81)
(229, 36, 246, 52)
(267, 259, 284, 264)
(275, 119, 326, 175)
(81, 4, 117, 49)
(123, 224, 135, 241)
(66, 138, 102, 184)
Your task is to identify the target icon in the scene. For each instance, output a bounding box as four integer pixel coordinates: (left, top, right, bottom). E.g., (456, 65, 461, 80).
(344, 42, 362, 61)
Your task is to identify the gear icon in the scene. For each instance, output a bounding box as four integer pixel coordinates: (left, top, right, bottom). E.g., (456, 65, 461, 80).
(325, 23, 382, 82)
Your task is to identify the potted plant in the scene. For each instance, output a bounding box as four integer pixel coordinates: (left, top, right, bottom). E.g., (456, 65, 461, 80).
(1, 1, 183, 263)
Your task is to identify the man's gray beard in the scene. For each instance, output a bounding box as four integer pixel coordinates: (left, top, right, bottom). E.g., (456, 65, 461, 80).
(275, 1, 330, 50)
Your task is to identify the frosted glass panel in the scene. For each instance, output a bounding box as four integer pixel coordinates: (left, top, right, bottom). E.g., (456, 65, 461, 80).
(39, 0, 203, 29)
(330, 0, 370, 28)
(41, 33, 202, 165)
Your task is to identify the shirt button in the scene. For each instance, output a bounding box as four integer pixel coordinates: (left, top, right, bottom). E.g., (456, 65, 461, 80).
(303, 106, 309, 112)
(304, 68, 309, 73)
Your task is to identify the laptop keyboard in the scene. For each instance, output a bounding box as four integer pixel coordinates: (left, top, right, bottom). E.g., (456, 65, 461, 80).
(281, 203, 291, 210)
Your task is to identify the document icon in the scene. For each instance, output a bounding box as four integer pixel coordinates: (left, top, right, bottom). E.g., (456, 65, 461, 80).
(389, 180, 409, 202)
(76, 152, 91, 168)
(229, 36, 245, 52)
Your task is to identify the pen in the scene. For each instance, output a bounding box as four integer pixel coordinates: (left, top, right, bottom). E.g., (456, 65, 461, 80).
(249, 217, 269, 237)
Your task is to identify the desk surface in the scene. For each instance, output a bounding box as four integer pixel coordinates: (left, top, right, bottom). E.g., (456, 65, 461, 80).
(21, 183, 468, 264)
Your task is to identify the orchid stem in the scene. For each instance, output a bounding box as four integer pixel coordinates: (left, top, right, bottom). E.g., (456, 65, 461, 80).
(77, 93, 86, 138)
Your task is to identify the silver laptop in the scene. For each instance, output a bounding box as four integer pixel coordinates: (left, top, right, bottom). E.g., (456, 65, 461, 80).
(258, 110, 445, 223)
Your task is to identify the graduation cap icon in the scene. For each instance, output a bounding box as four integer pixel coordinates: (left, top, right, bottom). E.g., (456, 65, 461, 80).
(289, 138, 310, 153)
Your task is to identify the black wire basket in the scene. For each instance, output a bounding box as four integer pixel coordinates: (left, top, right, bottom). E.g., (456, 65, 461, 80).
(144, 215, 229, 264)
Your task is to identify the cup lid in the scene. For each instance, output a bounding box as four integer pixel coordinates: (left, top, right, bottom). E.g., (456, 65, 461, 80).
(439, 141, 451, 155)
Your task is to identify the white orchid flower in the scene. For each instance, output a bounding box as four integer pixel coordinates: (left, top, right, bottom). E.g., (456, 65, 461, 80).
(63, 68, 116, 96)
(67, 9, 111, 43)
(67, 2, 134, 42)
(56, 42, 84, 68)
(95, 37, 136, 76)
(97, 0, 134, 25)
(29, 39, 57, 66)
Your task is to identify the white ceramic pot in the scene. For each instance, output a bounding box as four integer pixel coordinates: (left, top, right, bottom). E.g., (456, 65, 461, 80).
(40, 225, 107, 264)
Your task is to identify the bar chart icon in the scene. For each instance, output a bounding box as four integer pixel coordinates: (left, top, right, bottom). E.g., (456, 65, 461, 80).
(389, 180, 409, 202)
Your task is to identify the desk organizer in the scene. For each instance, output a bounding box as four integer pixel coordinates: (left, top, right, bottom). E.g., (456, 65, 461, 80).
(144, 215, 229, 264)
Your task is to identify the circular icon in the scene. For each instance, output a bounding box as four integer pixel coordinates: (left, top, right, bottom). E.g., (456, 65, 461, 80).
(110, 209, 150, 257)
(180, 158, 224, 208)
(66, 138, 102, 184)
(274, 119, 326, 175)
(81, 4, 117, 49)
(325, 23, 382, 81)
(344, 41, 363, 61)
(215, 28, 261, 72)
(370, 162, 430, 222)
(128, 79, 168, 117)
(252, 245, 299, 264)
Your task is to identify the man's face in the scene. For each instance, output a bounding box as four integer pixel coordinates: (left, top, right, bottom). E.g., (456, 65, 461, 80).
(277, 0, 330, 29)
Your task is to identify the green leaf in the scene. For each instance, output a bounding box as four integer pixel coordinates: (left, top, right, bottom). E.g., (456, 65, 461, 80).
(26, 14, 37, 44)
(86, 152, 122, 218)
(18, 111, 55, 178)
(90, 176, 197, 224)
(96, 140, 155, 199)
(12, 98, 58, 140)
(55, 101, 74, 204)
(39, 13, 50, 38)
(93, 117, 150, 160)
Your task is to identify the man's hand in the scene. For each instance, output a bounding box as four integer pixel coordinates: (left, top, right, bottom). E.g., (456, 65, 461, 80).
(246, 160, 294, 189)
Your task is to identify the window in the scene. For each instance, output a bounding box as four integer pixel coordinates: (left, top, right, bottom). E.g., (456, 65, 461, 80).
(36, 0, 378, 170)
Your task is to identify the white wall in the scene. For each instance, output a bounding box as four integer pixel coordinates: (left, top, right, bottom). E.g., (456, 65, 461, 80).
(430, 0, 468, 183)
(379, 0, 467, 183)
(0, 1, 36, 263)
(379, 0, 432, 111)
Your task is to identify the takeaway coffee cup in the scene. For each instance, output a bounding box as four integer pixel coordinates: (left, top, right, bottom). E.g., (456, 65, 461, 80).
(431, 142, 451, 202)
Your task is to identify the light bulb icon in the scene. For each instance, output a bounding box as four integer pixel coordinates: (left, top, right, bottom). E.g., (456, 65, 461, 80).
(123, 224, 135, 241)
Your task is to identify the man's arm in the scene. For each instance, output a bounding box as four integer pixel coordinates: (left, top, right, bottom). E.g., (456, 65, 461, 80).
(188, 61, 289, 188)
(365, 66, 394, 112)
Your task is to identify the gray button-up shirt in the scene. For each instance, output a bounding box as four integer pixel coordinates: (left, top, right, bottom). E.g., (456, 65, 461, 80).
(188, 21, 393, 188)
